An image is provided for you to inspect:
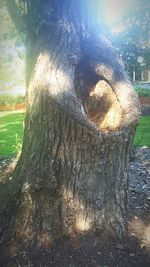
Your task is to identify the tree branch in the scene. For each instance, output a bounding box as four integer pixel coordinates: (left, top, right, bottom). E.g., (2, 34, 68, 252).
(6, 0, 26, 33)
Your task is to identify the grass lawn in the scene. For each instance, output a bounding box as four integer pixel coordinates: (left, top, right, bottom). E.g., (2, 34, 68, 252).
(0, 111, 24, 156)
(0, 112, 150, 156)
(133, 116, 150, 147)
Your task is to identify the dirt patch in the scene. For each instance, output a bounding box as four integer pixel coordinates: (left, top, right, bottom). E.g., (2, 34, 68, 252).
(0, 148, 150, 267)
(0, 103, 25, 111)
(139, 97, 150, 106)
(139, 97, 150, 115)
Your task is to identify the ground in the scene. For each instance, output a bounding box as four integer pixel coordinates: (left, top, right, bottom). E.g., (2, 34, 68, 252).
(0, 146, 150, 267)
(140, 97, 150, 116)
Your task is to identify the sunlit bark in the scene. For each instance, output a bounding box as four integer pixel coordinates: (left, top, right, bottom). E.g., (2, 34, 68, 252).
(0, 0, 141, 250)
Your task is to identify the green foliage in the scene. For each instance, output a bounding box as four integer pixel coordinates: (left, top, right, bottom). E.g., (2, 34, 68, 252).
(133, 116, 150, 147)
(135, 88, 150, 97)
(143, 48, 150, 68)
(0, 95, 25, 108)
(0, 5, 25, 93)
(116, 0, 150, 44)
(112, 0, 150, 81)
(0, 58, 25, 89)
(0, 5, 18, 42)
(0, 112, 24, 155)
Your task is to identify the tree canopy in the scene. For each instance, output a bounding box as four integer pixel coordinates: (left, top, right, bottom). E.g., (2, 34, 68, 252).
(111, 0, 150, 80)
(0, 4, 25, 92)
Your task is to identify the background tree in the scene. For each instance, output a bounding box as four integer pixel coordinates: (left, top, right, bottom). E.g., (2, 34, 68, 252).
(111, 0, 150, 81)
(0, 0, 140, 251)
(0, 2, 25, 92)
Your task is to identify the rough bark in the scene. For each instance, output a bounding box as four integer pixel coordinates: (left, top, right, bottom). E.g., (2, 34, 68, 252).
(1, 0, 141, 251)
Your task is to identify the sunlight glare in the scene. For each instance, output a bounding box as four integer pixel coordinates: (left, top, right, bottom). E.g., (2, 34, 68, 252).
(129, 217, 150, 250)
(76, 215, 92, 232)
(102, 0, 128, 25)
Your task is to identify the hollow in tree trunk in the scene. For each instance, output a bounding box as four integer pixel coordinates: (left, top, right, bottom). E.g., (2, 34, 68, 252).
(1, 0, 141, 250)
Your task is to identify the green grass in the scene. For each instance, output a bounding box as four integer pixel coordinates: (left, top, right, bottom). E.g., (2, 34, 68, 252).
(0, 112, 24, 156)
(134, 87, 150, 97)
(133, 116, 150, 147)
(0, 112, 150, 156)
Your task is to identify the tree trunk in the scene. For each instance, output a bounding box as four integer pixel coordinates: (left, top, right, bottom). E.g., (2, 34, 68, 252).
(1, 0, 141, 251)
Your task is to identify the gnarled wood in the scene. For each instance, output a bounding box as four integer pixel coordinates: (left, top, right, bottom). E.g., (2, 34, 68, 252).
(0, 0, 141, 251)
